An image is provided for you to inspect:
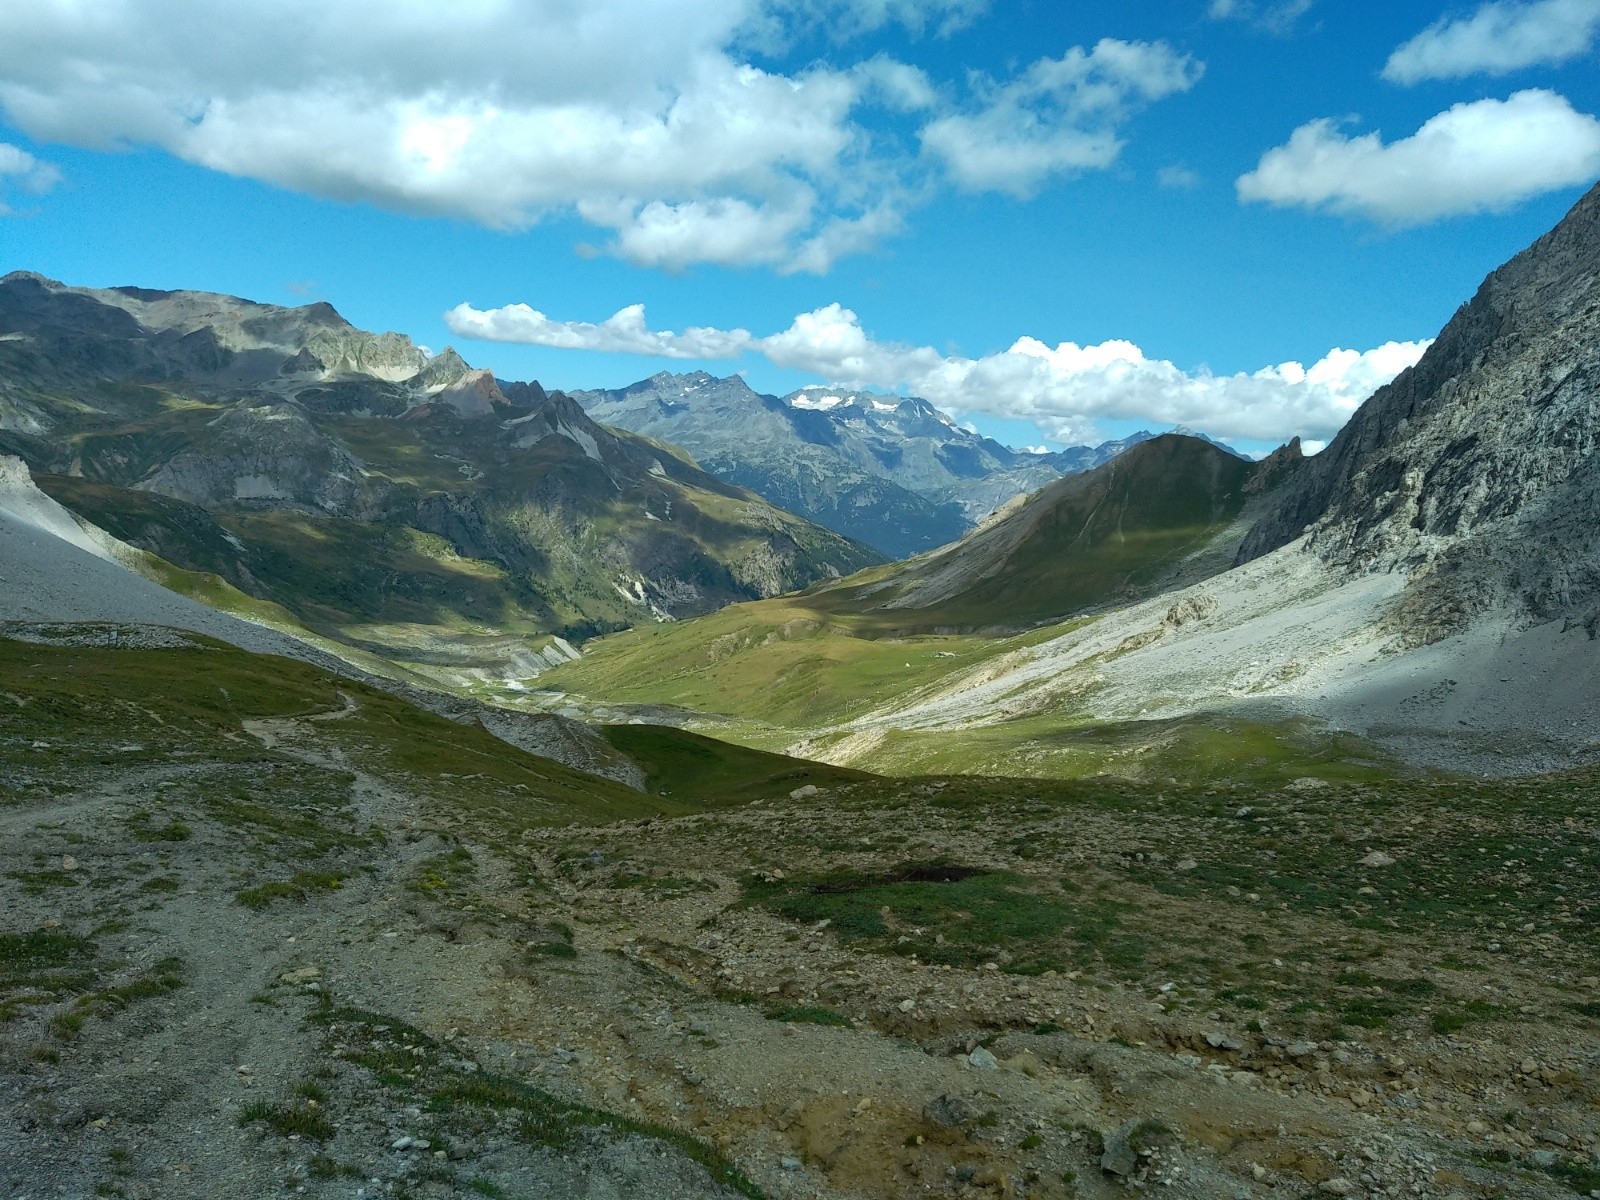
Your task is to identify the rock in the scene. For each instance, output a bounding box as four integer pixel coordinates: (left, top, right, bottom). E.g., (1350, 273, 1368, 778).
(1540, 1129, 1571, 1147)
(898, 999, 916, 1013)
(1175, 859, 1198, 871)
(1286, 1041, 1319, 1058)
(789, 785, 819, 800)
(1466, 1119, 1488, 1135)
(278, 967, 322, 985)
(1359, 851, 1395, 868)
(1205, 1032, 1243, 1052)
(1100, 1118, 1174, 1177)
(60, 856, 79, 872)
(967, 1047, 999, 1070)
(923, 1094, 979, 1128)
(1530, 1149, 1559, 1168)
(780, 1157, 801, 1171)
(1319, 1179, 1355, 1196)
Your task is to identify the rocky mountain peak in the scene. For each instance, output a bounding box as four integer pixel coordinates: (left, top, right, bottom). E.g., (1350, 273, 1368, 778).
(1238, 180, 1600, 632)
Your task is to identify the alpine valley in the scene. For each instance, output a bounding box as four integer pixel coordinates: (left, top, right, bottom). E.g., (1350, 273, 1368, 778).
(4, 185, 1600, 1200)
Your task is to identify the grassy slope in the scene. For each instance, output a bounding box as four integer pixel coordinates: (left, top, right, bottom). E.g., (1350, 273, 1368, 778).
(0, 633, 854, 822)
(32, 388, 879, 670)
(809, 434, 1257, 632)
(600, 723, 868, 802)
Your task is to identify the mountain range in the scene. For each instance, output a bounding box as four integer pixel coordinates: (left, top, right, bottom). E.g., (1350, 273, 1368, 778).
(4, 181, 1600, 1200)
(569, 370, 1168, 557)
(0, 273, 877, 684)
(544, 181, 1600, 779)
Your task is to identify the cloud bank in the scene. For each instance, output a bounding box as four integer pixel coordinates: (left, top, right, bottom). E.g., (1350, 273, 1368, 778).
(1384, 0, 1600, 84)
(1237, 90, 1600, 225)
(447, 300, 1429, 446)
(0, 3, 1192, 272)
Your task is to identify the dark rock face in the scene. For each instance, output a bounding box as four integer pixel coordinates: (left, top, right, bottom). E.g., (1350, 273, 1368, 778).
(1237, 182, 1600, 634)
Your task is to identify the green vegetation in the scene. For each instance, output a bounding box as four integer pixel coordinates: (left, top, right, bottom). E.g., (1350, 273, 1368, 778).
(236, 1099, 336, 1141)
(601, 722, 868, 802)
(236, 870, 345, 909)
(762, 1003, 852, 1028)
(744, 862, 1142, 974)
(0, 930, 99, 1022)
(0, 633, 799, 830)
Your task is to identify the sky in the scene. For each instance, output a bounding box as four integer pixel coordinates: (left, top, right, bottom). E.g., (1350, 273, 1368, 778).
(1, 0, 1598, 457)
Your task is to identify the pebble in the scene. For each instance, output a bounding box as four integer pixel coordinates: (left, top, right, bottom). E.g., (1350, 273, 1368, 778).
(780, 1157, 802, 1171)
(967, 1047, 999, 1070)
(898, 999, 916, 1012)
(1359, 851, 1395, 868)
(1206, 1031, 1243, 1052)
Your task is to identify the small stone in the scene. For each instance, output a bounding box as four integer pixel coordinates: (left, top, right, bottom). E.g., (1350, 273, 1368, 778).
(391, 1136, 413, 1150)
(1521, 1058, 1539, 1075)
(898, 999, 916, 1013)
(1466, 1119, 1488, 1135)
(60, 856, 79, 872)
(278, 967, 322, 985)
(1176, 859, 1198, 871)
(1205, 1031, 1243, 1052)
(1319, 1179, 1355, 1196)
(1530, 1149, 1558, 1169)
(967, 1047, 999, 1070)
(1540, 1129, 1571, 1147)
(1359, 851, 1395, 868)
(780, 1157, 802, 1171)
(1286, 1041, 1318, 1058)
(789, 785, 819, 800)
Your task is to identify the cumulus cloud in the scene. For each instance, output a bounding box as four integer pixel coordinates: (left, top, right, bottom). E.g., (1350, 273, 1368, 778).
(0, 142, 60, 213)
(0, 1, 915, 271)
(0, 3, 1197, 271)
(446, 302, 754, 359)
(1237, 90, 1600, 225)
(446, 299, 1429, 445)
(920, 39, 1203, 196)
(1383, 0, 1600, 84)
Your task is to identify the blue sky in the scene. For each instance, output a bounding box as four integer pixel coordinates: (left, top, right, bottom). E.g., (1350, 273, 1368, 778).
(2, 0, 1598, 456)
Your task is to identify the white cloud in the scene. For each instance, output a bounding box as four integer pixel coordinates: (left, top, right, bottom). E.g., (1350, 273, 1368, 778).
(0, 2, 1196, 271)
(1208, 0, 1316, 34)
(0, 142, 60, 213)
(1383, 0, 1600, 84)
(446, 299, 1430, 445)
(744, 0, 987, 47)
(0, 1, 925, 271)
(920, 39, 1203, 196)
(1157, 164, 1201, 189)
(445, 302, 754, 360)
(1237, 90, 1600, 225)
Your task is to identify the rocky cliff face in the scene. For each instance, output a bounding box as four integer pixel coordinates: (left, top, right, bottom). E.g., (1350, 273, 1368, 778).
(0, 274, 878, 669)
(1237, 182, 1600, 636)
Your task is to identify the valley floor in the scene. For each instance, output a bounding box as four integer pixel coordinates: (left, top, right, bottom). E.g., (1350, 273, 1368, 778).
(4, 636, 1599, 1199)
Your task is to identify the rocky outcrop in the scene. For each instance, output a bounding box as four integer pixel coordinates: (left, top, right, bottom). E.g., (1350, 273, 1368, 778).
(1237, 182, 1600, 633)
